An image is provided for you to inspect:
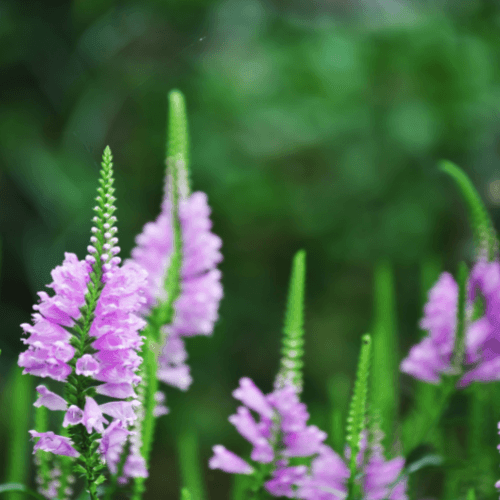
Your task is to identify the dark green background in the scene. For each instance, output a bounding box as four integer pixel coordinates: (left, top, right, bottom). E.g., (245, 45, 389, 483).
(1, 0, 500, 498)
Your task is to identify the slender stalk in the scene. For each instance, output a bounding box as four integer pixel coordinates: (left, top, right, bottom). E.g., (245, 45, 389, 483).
(177, 429, 206, 500)
(6, 367, 32, 500)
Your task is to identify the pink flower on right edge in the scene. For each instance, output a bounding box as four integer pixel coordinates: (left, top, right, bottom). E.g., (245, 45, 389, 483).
(400, 260, 500, 387)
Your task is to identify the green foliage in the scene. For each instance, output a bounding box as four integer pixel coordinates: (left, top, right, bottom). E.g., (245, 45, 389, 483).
(370, 260, 398, 448)
(439, 161, 497, 260)
(276, 249, 306, 391)
(177, 429, 206, 500)
(346, 334, 372, 500)
(5, 367, 31, 500)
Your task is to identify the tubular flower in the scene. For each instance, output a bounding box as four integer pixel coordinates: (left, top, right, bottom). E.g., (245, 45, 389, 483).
(130, 188, 223, 394)
(400, 261, 500, 386)
(19, 147, 149, 487)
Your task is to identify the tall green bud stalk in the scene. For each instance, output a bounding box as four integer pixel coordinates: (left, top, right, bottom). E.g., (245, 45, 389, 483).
(274, 249, 306, 392)
(132, 90, 188, 499)
(346, 334, 372, 500)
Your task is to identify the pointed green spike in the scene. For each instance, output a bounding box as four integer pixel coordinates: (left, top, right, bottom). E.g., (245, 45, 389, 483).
(371, 260, 398, 448)
(275, 250, 306, 392)
(466, 489, 476, 500)
(439, 161, 497, 260)
(346, 334, 372, 500)
(167, 89, 190, 196)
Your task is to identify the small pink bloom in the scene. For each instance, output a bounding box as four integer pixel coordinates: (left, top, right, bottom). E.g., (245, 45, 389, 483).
(34, 385, 67, 411)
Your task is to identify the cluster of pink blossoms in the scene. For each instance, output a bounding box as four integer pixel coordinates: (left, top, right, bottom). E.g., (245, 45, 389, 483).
(19, 242, 149, 482)
(209, 378, 407, 499)
(130, 187, 223, 395)
(400, 259, 500, 386)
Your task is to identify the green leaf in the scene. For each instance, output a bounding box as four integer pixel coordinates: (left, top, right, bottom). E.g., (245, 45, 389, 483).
(439, 160, 497, 260)
(370, 260, 398, 448)
(94, 475, 106, 486)
(275, 249, 306, 391)
(168, 89, 190, 196)
(345, 334, 372, 500)
(0, 484, 46, 500)
(73, 464, 88, 476)
(405, 454, 443, 474)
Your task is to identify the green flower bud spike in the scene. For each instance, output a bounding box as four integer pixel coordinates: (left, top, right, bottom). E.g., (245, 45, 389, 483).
(439, 161, 497, 261)
(274, 249, 306, 392)
(133, 91, 189, 500)
(346, 334, 372, 500)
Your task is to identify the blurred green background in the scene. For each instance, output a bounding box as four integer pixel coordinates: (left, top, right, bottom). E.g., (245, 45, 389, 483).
(1, 0, 500, 498)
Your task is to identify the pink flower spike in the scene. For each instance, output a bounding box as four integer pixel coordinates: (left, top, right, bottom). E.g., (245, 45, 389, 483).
(29, 431, 80, 457)
(63, 406, 84, 427)
(76, 354, 100, 377)
(82, 397, 108, 434)
(209, 445, 254, 474)
(34, 385, 67, 411)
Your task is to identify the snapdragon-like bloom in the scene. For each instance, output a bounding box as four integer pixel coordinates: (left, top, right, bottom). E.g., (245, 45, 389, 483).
(400, 261, 500, 386)
(19, 150, 149, 488)
(209, 378, 407, 499)
(131, 184, 223, 394)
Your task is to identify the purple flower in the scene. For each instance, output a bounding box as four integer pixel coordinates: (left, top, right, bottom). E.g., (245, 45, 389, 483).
(265, 466, 308, 498)
(29, 431, 80, 458)
(209, 378, 327, 488)
(209, 445, 254, 474)
(19, 253, 88, 382)
(63, 406, 84, 428)
(296, 445, 350, 500)
(34, 385, 68, 411)
(362, 428, 407, 500)
(99, 420, 131, 475)
(130, 190, 223, 391)
(156, 331, 192, 390)
(401, 261, 500, 386)
(76, 354, 100, 377)
(19, 246, 148, 479)
(210, 379, 407, 499)
(81, 397, 109, 434)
